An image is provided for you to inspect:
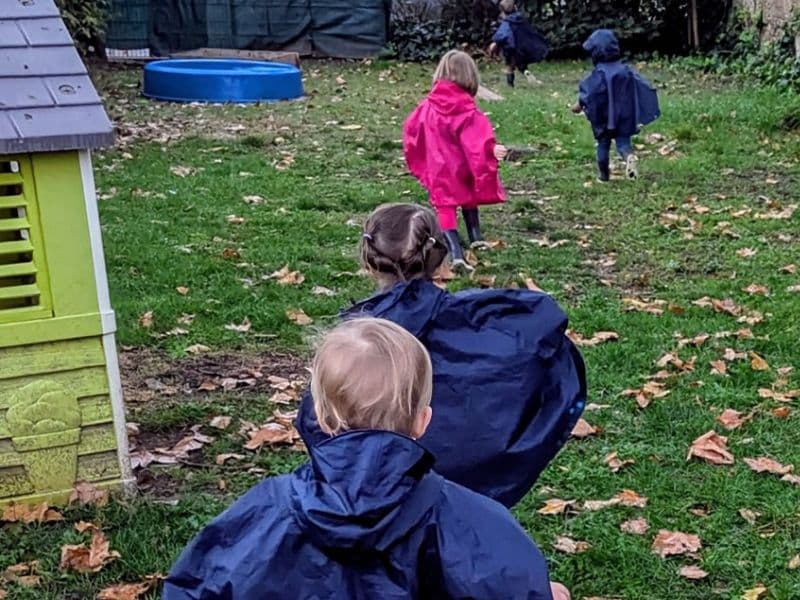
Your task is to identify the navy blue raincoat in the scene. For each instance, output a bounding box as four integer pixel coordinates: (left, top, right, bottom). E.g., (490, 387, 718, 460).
(297, 280, 587, 508)
(492, 11, 549, 70)
(578, 29, 660, 139)
(164, 430, 554, 599)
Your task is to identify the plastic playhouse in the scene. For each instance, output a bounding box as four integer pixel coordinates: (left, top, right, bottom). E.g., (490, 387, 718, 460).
(0, 0, 132, 505)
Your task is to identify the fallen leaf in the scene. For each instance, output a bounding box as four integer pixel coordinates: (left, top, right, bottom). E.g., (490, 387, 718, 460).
(677, 333, 710, 348)
(69, 481, 109, 507)
(723, 348, 746, 361)
(268, 266, 305, 286)
(742, 585, 768, 600)
(622, 380, 670, 409)
(224, 317, 252, 333)
(286, 308, 312, 325)
(571, 418, 599, 438)
(567, 330, 620, 347)
(744, 457, 794, 475)
(604, 452, 635, 472)
(687, 430, 734, 465)
(97, 582, 151, 600)
(339, 124, 362, 130)
(138, 311, 154, 328)
(585, 403, 610, 411)
(738, 508, 760, 525)
(537, 498, 575, 515)
(1, 561, 39, 584)
(553, 536, 591, 554)
(717, 409, 745, 430)
(789, 554, 800, 569)
(185, 344, 211, 355)
(584, 498, 621, 511)
(60, 529, 120, 573)
(2, 502, 63, 523)
(620, 517, 649, 535)
(473, 274, 496, 288)
(623, 297, 666, 315)
(244, 423, 296, 450)
(787, 284, 800, 293)
(710, 360, 728, 375)
(772, 407, 791, 418)
(175, 286, 190, 296)
(779, 264, 797, 274)
(651, 530, 702, 558)
(742, 283, 769, 296)
(749, 352, 770, 371)
(74, 521, 99, 533)
(169, 165, 194, 177)
(215, 453, 246, 465)
(758, 388, 800, 402)
(209, 416, 232, 430)
(523, 277, 543, 292)
(242, 194, 264, 204)
(781, 473, 800, 485)
(679, 565, 708, 580)
(311, 285, 336, 297)
(736, 248, 757, 258)
(226, 214, 245, 225)
(616, 489, 648, 507)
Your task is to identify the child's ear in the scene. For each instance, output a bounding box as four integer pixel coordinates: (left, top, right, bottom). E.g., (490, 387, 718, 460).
(412, 406, 433, 439)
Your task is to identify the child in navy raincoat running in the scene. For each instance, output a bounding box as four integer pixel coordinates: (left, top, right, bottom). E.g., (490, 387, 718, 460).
(164, 318, 569, 600)
(489, 0, 549, 87)
(297, 203, 587, 509)
(572, 29, 660, 181)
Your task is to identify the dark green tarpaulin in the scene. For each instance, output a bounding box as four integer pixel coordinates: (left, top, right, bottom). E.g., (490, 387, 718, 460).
(106, 0, 390, 58)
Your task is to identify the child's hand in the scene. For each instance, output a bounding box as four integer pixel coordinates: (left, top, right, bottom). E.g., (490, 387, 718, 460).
(488, 42, 498, 56)
(493, 144, 509, 161)
(550, 582, 571, 600)
(570, 102, 583, 114)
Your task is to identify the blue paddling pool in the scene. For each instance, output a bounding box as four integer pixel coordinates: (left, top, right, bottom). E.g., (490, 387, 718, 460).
(143, 59, 304, 103)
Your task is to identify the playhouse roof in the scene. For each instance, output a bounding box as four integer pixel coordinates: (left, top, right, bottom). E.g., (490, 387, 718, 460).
(0, 0, 114, 155)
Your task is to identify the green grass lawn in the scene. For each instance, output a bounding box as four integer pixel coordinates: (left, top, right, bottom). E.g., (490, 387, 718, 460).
(1, 58, 799, 599)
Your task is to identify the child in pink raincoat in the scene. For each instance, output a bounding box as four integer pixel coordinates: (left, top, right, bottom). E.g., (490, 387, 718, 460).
(403, 50, 508, 271)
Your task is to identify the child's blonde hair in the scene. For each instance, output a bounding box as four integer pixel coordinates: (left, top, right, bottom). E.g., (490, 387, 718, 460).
(311, 318, 433, 437)
(499, 0, 517, 14)
(360, 203, 448, 290)
(433, 50, 480, 96)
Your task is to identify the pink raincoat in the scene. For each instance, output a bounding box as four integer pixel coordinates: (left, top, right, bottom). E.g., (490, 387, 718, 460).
(403, 80, 505, 229)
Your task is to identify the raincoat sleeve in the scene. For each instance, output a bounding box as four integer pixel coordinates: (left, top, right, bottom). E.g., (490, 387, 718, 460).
(633, 71, 661, 127)
(435, 486, 554, 599)
(402, 107, 428, 187)
(492, 20, 514, 49)
(578, 70, 608, 139)
(458, 111, 504, 203)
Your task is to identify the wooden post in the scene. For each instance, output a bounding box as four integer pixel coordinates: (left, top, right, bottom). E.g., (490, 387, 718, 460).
(689, 0, 700, 49)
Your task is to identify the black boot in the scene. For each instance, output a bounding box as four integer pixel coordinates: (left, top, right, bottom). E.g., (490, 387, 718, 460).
(506, 72, 515, 87)
(443, 229, 473, 272)
(462, 208, 489, 249)
(597, 160, 610, 183)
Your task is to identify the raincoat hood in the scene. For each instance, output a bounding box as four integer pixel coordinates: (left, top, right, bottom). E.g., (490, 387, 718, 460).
(426, 79, 476, 116)
(291, 430, 438, 553)
(583, 29, 621, 64)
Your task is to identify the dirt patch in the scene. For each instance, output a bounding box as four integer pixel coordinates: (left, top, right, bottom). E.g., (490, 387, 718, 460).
(119, 347, 307, 404)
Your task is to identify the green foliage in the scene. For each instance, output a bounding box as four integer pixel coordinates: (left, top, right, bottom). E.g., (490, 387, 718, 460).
(677, 11, 800, 92)
(388, 0, 732, 61)
(54, 0, 108, 52)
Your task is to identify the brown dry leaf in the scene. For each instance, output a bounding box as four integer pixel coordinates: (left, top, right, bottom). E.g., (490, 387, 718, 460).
(744, 457, 794, 476)
(537, 498, 575, 515)
(736, 248, 757, 258)
(0, 589, 7, 599)
(571, 418, 599, 438)
(286, 308, 313, 326)
(226, 214, 246, 225)
(787, 284, 800, 293)
(244, 423, 296, 451)
(209, 416, 232, 430)
(677, 333, 711, 348)
(69, 481, 109, 507)
(742, 283, 769, 296)
(175, 286, 190, 296)
(758, 388, 800, 402)
(523, 277, 543, 292)
(59, 529, 120, 573)
(224, 318, 252, 333)
(739, 508, 760, 525)
(742, 585, 768, 600)
(553, 536, 591, 554)
(567, 330, 619, 347)
(74, 521, 99, 533)
(584, 498, 621, 511)
(473, 274, 496, 288)
(97, 582, 152, 600)
(687, 430, 734, 465)
(2, 561, 39, 584)
(723, 348, 746, 361)
(620, 517, 649, 535)
(679, 565, 708, 580)
(169, 165, 195, 177)
(15, 575, 41, 587)
(772, 407, 791, 419)
(616, 489, 648, 507)
(749, 352, 770, 371)
(185, 344, 211, 355)
(717, 409, 745, 430)
(622, 380, 670, 409)
(710, 360, 728, 375)
(604, 452, 635, 472)
(781, 473, 800, 486)
(215, 453, 246, 465)
(268, 265, 305, 286)
(779, 264, 797, 274)
(623, 297, 666, 315)
(788, 554, 800, 569)
(2, 502, 64, 524)
(243, 194, 264, 204)
(138, 311, 154, 328)
(651, 530, 702, 558)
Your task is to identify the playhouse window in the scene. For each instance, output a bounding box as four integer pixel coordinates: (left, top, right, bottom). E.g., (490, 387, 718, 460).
(0, 157, 53, 323)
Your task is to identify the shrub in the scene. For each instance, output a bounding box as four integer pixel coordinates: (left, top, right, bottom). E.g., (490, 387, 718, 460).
(55, 0, 108, 53)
